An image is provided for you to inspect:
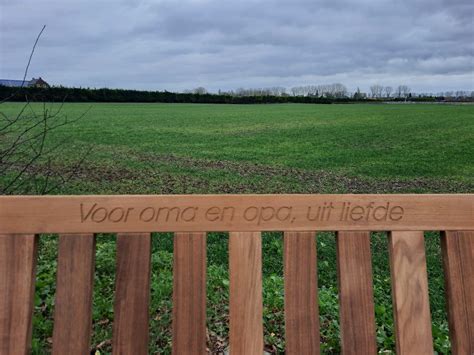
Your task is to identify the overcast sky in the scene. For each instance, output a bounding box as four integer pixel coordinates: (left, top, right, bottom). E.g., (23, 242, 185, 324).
(1, 0, 473, 93)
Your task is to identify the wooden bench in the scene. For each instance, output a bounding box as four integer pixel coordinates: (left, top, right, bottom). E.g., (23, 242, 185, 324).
(0, 194, 473, 354)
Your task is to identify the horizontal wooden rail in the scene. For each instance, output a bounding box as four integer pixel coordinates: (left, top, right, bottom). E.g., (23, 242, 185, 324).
(0, 194, 473, 233)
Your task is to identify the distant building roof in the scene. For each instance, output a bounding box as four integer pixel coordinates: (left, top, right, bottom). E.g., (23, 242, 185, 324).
(0, 77, 50, 88)
(0, 79, 30, 87)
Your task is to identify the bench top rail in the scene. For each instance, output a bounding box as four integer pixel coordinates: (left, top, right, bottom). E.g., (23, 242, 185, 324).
(0, 194, 473, 233)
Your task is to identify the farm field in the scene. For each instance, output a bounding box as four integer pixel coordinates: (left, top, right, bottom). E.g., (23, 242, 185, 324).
(2, 102, 474, 194)
(1, 102, 474, 353)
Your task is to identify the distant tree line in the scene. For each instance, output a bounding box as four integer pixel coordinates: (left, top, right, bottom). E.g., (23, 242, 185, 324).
(1, 84, 472, 104)
(0, 85, 334, 104)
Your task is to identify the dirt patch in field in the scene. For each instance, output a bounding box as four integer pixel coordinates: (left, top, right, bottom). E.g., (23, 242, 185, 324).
(24, 153, 473, 194)
(136, 153, 473, 193)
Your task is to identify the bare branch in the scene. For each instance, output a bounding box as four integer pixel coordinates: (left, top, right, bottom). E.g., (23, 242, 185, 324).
(0, 25, 46, 104)
(0, 26, 91, 195)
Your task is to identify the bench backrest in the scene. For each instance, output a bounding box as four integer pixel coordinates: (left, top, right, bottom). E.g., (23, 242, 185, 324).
(0, 194, 473, 354)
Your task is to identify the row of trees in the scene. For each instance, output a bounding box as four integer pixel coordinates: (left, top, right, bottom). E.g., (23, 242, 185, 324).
(224, 87, 288, 97)
(0, 85, 336, 104)
(289, 84, 349, 98)
(369, 85, 411, 98)
(2, 84, 473, 104)
(187, 85, 474, 100)
(369, 86, 474, 99)
(436, 90, 473, 98)
(212, 84, 349, 98)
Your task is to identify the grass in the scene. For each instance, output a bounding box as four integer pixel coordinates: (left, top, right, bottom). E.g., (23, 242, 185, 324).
(1, 102, 473, 354)
(2, 102, 473, 185)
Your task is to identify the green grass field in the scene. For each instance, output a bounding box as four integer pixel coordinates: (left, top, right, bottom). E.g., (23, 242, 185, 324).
(2, 102, 473, 353)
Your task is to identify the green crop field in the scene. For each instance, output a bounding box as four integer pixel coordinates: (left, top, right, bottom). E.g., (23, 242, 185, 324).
(1, 102, 473, 353)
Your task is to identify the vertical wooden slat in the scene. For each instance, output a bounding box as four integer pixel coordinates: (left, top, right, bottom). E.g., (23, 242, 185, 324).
(0, 234, 38, 355)
(389, 231, 433, 354)
(229, 232, 263, 355)
(172, 232, 207, 354)
(112, 233, 152, 355)
(441, 231, 474, 354)
(284, 231, 320, 354)
(336, 231, 377, 355)
(52, 234, 95, 355)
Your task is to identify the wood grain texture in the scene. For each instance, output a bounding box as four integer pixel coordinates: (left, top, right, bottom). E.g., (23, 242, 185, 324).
(1, 194, 473, 233)
(112, 233, 151, 355)
(172, 232, 207, 355)
(441, 231, 474, 355)
(229, 232, 263, 355)
(0, 234, 37, 355)
(336, 231, 377, 355)
(284, 231, 320, 354)
(52, 234, 95, 355)
(389, 231, 433, 354)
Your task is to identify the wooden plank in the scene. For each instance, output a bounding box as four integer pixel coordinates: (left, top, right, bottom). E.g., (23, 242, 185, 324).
(52, 234, 95, 355)
(112, 233, 152, 355)
(229, 232, 263, 354)
(0, 194, 473, 233)
(336, 231, 377, 354)
(441, 231, 474, 354)
(389, 231, 433, 354)
(284, 231, 320, 354)
(172, 232, 207, 355)
(0, 234, 38, 355)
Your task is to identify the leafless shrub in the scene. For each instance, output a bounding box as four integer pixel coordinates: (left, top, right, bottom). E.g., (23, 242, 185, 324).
(0, 26, 90, 195)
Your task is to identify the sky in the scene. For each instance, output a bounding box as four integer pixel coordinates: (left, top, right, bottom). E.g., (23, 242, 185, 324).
(1, 0, 473, 93)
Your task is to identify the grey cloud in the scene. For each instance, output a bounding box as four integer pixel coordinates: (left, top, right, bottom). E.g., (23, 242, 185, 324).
(0, 0, 472, 92)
